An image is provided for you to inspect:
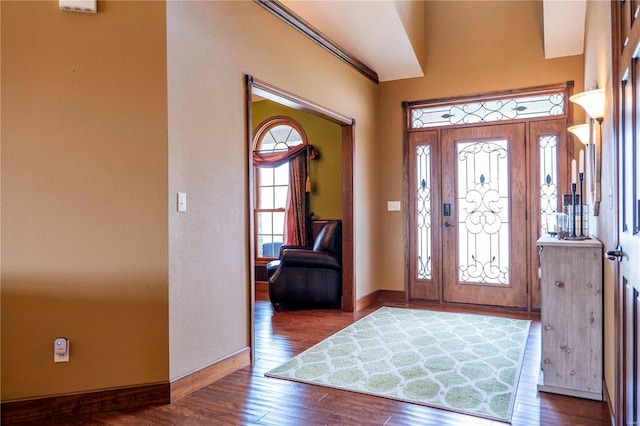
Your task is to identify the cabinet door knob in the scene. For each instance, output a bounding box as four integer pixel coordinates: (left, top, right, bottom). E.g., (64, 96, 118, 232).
(570, 371, 576, 376)
(544, 325, 553, 330)
(586, 283, 593, 288)
(554, 281, 564, 288)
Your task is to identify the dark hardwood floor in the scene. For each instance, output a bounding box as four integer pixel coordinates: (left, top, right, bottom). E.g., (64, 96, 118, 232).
(34, 294, 610, 425)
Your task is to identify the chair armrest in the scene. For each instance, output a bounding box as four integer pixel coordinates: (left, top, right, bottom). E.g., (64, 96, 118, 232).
(279, 244, 305, 258)
(280, 249, 341, 271)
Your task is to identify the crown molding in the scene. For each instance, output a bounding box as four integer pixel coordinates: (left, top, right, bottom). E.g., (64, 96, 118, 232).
(255, 0, 379, 84)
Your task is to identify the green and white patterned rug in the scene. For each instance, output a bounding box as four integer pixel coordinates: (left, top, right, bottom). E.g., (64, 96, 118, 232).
(266, 307, 531, 423)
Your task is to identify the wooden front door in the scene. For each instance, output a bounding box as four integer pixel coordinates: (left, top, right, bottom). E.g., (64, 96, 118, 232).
(407, 124, 528, 308)
(440, 123, 528, 308)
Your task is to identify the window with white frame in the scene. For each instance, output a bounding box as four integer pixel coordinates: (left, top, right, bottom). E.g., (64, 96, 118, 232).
(253, 118, 306, 259)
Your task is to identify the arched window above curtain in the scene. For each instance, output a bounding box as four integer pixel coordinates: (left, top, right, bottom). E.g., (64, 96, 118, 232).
(252, 117, 319, 258)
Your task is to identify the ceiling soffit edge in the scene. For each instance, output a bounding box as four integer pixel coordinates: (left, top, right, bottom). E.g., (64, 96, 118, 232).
(255, 0, 379, 84)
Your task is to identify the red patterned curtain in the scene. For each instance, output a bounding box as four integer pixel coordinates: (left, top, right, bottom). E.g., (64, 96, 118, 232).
(284, 154, 308, 246)
(253, 144, 307, 167)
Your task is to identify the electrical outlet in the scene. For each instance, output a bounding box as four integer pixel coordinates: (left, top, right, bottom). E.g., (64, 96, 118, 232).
(54, 337, 69, 363)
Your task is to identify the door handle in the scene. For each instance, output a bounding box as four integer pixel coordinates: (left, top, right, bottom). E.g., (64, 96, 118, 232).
(605, 245, 624, 262)
(444, 221, 455, 228)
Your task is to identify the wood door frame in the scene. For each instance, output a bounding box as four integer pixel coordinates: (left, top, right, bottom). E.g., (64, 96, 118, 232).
(245, 75, 356, 361)
(611, 6, 624, 418)
(403, 82, 573, 312)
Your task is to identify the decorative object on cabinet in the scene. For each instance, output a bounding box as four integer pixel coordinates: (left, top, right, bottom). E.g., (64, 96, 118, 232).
(536, 237, 603, 400)
(564, 155, 588, 239)
(562, 194, 589, 239)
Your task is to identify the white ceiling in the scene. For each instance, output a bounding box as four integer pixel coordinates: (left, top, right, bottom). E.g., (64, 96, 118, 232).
(543, 0, 587, 59)
(281, 0, 587, 83)
(282, 0, 424, 82)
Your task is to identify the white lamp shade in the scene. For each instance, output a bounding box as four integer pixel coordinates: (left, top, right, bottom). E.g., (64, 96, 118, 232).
(568, 123, 591, 145)
(570, 88, 605, 120)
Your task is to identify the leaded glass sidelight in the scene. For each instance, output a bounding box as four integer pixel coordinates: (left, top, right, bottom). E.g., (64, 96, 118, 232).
(539, 136, 559, 235)
(416, 145, 432, 280)
(457, 140, 510, 284)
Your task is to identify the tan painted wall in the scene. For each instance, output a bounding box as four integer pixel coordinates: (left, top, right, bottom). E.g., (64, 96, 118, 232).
(584, 0, 616, 406)
(1, 1, 168, 400)
(252, 100, 343, 220)
(167, 1, 378, 380)
(1, 0, 601, 405)
(377, 1, 585, 292)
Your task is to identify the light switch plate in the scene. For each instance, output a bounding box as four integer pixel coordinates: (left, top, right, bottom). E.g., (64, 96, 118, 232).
(178, 192, 187, 212)
(59, 0, 96, 13)
(387, 201, 401, 211)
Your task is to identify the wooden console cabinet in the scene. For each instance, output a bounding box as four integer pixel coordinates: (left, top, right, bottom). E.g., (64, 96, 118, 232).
(536, 236, 603, 401)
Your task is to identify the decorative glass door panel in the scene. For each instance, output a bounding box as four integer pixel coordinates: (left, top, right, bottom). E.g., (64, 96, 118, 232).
(528, 120, 568, 310)
(408, 130, 441, 301)
(456, 140, 510, 285)
(442, 124, 527, 307)
(539, 136, 559, 235)
(416, 144, 433, 280)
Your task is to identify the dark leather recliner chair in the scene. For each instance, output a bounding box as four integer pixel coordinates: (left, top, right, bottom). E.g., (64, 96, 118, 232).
(266, 220, 342, 311)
